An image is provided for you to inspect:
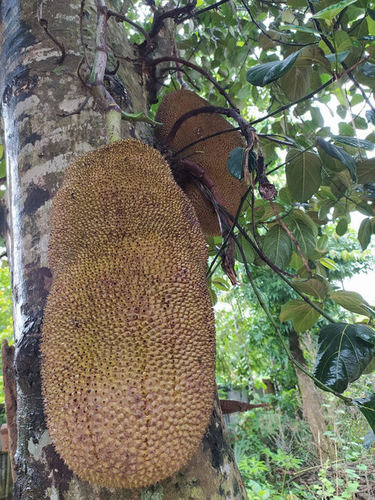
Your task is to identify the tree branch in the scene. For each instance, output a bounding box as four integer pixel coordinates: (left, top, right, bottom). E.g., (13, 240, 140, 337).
(107, 8, 149, 40)
(149, 1, 197, 38)
(37, 0, 66, 63)
(148, 55, 238, 110)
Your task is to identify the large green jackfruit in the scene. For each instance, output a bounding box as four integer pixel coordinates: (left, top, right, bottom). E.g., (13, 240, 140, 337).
(41, 139, 216, 489)
(155, 89, 247, 236)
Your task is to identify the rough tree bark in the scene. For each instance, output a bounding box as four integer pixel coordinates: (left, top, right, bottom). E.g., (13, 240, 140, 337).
(289, 329, 335, 461)
(0, 0, 247, 498)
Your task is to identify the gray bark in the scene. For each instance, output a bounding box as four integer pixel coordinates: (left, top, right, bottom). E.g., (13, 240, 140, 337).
(0, 0, 247, 498)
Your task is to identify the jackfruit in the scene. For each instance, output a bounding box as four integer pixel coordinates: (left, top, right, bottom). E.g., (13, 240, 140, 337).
(155, 89, 247, 236)
(41, 139, 216, 489)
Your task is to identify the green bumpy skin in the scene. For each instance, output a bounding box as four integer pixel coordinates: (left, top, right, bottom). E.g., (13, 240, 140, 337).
(41, 139, 216, 489)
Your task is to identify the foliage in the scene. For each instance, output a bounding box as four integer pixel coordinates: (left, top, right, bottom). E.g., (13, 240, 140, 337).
(135, 0, 375, 430)
(0, 262, 13, 424)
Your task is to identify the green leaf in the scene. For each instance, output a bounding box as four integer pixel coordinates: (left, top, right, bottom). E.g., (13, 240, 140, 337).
(336, 217, 348, 236)
(317, 235, 329, 251)
(358, 217, 372, 250)
(227, 147, 256, 180)
(246, 49, 302, 86)
(279, 24, 321, 35)
(284, 211, 318, 257)
(312, 0, 359, 22)
(355, 394, 375, 433)
(0, 160, 5, 179)
(293, 276, 330, 299)
(285, 150, 322, 202)
(208, 287, 217, 305)
(319, 257, 339, 270)
(330, 290, 371, 316)
(362, 62, 375, 78)
(314, 323, 375, 393)
(318, 146, 346, 172)
(280, 299, 321, 332)
(333, 135, 374, 151)
(358, 159, 375, 184)
(227, 147, 246, 180)
(366, 110, 375, 125)
(316, 137, 357, 181)
(235, 234, 255, 264)
(279, 65, 312, 101)
(263, 224, 293, 270)
(325, 50, 350, 63)
(212, 277, 231, 291)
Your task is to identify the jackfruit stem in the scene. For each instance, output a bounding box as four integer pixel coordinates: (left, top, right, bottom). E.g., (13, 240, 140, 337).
(106, 109, 122, 143)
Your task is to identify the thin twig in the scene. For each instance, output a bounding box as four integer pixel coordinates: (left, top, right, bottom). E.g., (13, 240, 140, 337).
(173, 126, 241, 156)
(80, 0, 89, 67)
(177, 0, 230, 22)
(57, 96, 91, 117)
(172, 42, 187, 88)
(107, 8, 149, 40)
(37, 0, 66, 64)
(240, 0, 315, 47)
(162, 105, 253, 147)
(160, 66, 201, 90)
(148, 55, 238, 110)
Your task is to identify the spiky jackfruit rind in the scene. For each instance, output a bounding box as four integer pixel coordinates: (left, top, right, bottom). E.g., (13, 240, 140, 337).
(42, 139, 216, 489)
(155, 89, 247, 236)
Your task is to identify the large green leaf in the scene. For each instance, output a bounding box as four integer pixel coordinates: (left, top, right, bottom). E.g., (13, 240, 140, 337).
(263, 224, 293, 270)
(333, 135, 374, 151)
(358, 159, 375, 184)
(286, 150, 322, 202)
(312, 0, 359, 22)
(318, 146, 346, 173)
(355, 394, 375, 433)
(335, 217, 348, 236)
(280, 299, 321, 332)
(358, 217, 372, 250)
(330, 290, 371, 317)
(314, 323, 375, 393)
(284, 211, 318, 257)
(246, 49, 302, 86)
(279, 66, 312, 101)
(316, 137, 357, 181)
(293, 276, 330, 299)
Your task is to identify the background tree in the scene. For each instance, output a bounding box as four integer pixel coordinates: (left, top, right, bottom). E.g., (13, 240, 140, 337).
(1, 0, 375, 498)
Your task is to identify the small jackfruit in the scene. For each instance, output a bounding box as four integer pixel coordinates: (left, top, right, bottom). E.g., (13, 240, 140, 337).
(41, 139, 216, 489)
(155, 89, 247, 236)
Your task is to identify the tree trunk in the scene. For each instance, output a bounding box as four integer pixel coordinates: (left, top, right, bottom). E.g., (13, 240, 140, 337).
(0, 1, 247, 498)
(289, 329, 335, 461)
